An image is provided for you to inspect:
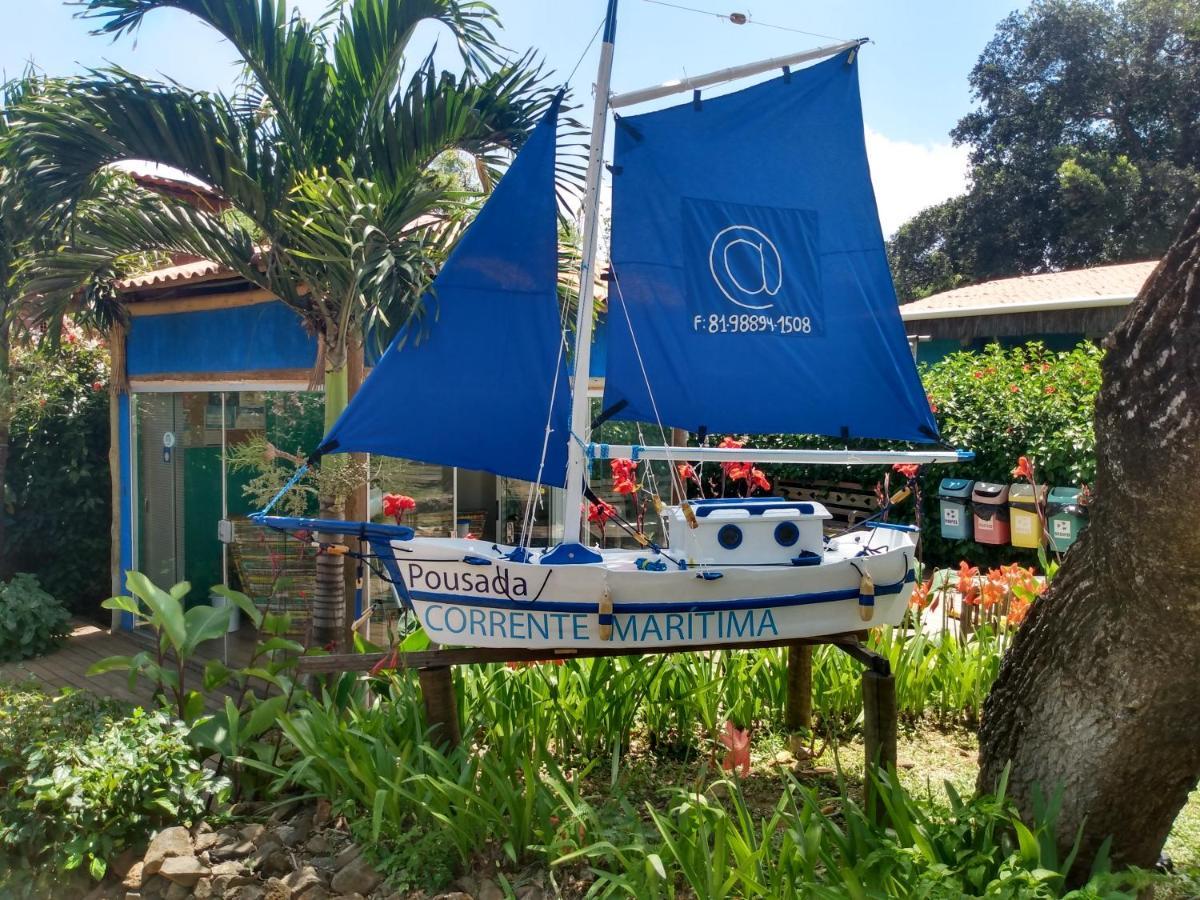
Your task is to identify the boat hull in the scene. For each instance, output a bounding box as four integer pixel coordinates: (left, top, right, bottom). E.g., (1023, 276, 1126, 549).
(387, 533, 914, 650)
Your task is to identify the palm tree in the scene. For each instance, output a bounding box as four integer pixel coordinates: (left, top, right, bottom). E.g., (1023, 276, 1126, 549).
(7, 0, 557, 647)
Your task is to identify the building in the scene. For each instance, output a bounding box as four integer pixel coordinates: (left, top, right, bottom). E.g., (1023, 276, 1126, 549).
(900, 260, 1157, 363)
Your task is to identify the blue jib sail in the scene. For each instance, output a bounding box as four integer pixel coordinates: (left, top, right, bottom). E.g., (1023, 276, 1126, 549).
(317, 95, 571, 485)
(603, 52, 939, 443)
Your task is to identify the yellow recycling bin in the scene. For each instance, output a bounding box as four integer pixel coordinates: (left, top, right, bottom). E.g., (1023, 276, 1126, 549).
(1008, 483, 1047, 549)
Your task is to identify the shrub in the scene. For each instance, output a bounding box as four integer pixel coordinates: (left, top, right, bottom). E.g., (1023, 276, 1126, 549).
(0, 702, 224, 885)
(3, 339, 110, 611)
(0, 683, 124, 786)
(0, 573, 71, 662)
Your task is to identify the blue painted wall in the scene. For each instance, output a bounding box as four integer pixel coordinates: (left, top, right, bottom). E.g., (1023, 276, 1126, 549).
(117, 392, 134, 628)
(128, 301, 317, 376)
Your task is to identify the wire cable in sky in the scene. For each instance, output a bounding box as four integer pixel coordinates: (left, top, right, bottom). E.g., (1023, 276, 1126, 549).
(566, 16, 606, 84)
(641, 0, 850, 44)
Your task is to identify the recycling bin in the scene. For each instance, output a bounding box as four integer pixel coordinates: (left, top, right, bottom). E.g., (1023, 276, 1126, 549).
(971, 482, 1010, 545)
(1008, 483, 1048, 549)
(937, 478, 974, 540)
(1047, 487, 1087, 552)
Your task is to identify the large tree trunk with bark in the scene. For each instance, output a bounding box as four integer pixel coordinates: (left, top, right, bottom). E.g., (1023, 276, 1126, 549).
(978, 203, 1200, 875)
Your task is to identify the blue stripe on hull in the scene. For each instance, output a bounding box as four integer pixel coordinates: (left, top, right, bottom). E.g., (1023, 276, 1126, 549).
(409, 569, 913, 615)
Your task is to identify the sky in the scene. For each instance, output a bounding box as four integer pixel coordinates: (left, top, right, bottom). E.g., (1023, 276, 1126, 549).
(0, 0, 1022, 234)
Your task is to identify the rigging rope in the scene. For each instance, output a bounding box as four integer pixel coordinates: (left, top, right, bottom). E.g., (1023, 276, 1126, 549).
(641, 0, 851, 43)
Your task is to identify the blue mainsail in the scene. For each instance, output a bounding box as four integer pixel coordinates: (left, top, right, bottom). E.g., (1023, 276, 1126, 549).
(602, 52, 939, 443)
(317, 96, 571, 485)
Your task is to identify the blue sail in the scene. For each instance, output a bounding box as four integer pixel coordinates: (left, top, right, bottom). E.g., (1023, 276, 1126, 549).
(317, 96, 571, 485)
(603, 52, 939, 443)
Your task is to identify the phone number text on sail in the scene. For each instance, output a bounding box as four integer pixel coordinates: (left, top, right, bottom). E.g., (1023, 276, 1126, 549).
(692, 314, 814, 335)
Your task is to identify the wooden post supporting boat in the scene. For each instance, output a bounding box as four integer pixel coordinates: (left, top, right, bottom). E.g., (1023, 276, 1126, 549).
(784, 643, 813, 732)
(417, 665, 461, 750)
(862, 666, 898, 822)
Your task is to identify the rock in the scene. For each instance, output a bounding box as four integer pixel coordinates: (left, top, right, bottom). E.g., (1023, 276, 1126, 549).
(296, 889, 330, 900)
(159, 855, 210, 887)
(123, 861, 146, 890)
(283, 866, 326, 896)
(125, 894, 141, 900)
(212, 840, 257, 861)
(516, 886, 544, 900)
(164, 882, 191, 900)
(264, 878, 293, 900)
(227, 887, 265, 900)
(211, 861, 248, 876)
(897, 758, 916, 770)
(195, 831, 221, 852)
(241, 823, 268, 845)
(308, 856, 336, 873)
(332, 894, 365, 900)
(195, 820, 214, 835)
(193, 879, 214, 900)
(304, 834, 332, 855)
(288, 812, 315, 845)
(333, 844, 361, 870)
(477, 878, 504, 900)
(112, 847, 142, 878)
(143, 826, 194, 877)
(140, 875, 170, 900)
(771, 750, 796, 766)
(431, 894, 473, 900)
(452, 876, 478, 895)
(270, 824, 299, 847)
(260, 848, 293, 876)
(328, 856, 381, 896)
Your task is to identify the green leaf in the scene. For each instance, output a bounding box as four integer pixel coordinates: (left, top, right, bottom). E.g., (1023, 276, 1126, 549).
(243, 695, 287, 741)
(89, 855, 107, 881)
(399, 626, 430, 652)
(181, 604, 233, 655)
(211, 584, 263, 629)
(86, 654, 140, 676)
(100, 594, 141, 618)
(125, 571, 187, 651)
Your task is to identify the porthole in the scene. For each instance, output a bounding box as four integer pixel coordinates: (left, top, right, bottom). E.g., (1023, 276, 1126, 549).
(717, 524, 743, 550)
(774, 521, 800, 547)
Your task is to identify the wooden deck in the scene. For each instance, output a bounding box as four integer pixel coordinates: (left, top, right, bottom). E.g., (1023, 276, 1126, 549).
(0, 619, 263, 710)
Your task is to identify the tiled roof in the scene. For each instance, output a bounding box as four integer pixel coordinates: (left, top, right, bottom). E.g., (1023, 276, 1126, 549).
(900, 260, 1158, 320)
(116, 259, 235, 292)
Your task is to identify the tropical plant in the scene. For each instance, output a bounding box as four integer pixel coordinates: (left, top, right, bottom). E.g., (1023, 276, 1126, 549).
(6, 0, 564, 647)
(90, 572, 260, 722)
(0, 705, 222, 887)
(0, 573, 71, 662)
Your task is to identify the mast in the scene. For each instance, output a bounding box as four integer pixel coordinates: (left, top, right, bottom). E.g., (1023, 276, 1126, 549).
(563, 0, 619, 545)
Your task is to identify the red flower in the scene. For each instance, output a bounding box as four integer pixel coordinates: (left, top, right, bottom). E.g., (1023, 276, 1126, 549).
(382, 493, 416, 523)
(1009, 383, 1020, 394)
(909, 579, 933, 611)
(724, 462, 750, 482)
(587, 500, 616, 525)
(91, 381, 104, 392)
(927, 393, 939, 413)
(749, 467, 771, 492)
(892, 463, 919, 480)
(972, 371, 984, 378)
(719, 720, 751, 777)
(1012, 456, 1034, 482)
(718, 436, 744, 450)
(1044, 385, 1057, 394)
(677, 463, 697, 482)
(610, 459, 638, 494)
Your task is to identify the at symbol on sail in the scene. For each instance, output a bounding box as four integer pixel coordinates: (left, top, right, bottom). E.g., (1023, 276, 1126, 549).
(708, 224, 783, 310)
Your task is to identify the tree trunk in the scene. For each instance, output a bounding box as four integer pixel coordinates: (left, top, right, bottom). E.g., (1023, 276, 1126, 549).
(978, 203, 1200, 876)
(312, 356, 349, 649)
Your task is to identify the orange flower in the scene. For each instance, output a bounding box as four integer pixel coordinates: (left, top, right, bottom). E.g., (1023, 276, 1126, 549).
(1044, 385, 1057, 394)
(587, 500, 616, 525)
(612, 478, 637, 495)
(956, 560, 979, 603)
(1009, 383, 1020, 394)
(724, 461, 750, 482)
(892, 463, 919, 480)
(972, 371, 984, 379)
(1012, 456, 1035, 481)
(677, 463, 697, 482)
(611, 458, 638, 494)
(382, 493, 416, 523)
(719, 436, 744, 450)
(749, 467, 771, 492)
(927, 393, 939, 413)
(910, 579, 933, 611)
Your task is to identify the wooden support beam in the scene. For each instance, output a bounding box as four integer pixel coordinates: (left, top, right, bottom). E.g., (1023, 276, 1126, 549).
(295, 632, 867, 674)
(126, 288, 278, 317)
(784, 643, 813, 732)
(417, 666, 461, 750)
(862, 668, 898, 822)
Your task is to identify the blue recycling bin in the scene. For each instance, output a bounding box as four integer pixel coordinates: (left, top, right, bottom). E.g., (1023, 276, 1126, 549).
(937, 478, 974, 540)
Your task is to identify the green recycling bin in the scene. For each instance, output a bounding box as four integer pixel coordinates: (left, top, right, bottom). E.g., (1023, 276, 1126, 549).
(1047, 487, 1088, 552)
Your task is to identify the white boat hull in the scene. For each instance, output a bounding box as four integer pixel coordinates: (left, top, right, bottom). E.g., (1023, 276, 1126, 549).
(385, 526, 915, 650)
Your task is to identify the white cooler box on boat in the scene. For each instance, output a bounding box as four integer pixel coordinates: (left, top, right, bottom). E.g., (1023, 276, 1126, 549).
(666, 498, 831, 566)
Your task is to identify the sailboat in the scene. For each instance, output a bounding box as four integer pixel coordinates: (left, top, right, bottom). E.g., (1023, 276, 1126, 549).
(253, 1, 971, 650)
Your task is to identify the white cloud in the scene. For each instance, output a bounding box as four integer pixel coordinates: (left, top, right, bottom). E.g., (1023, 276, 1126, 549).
(865, 127, 970, 238)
